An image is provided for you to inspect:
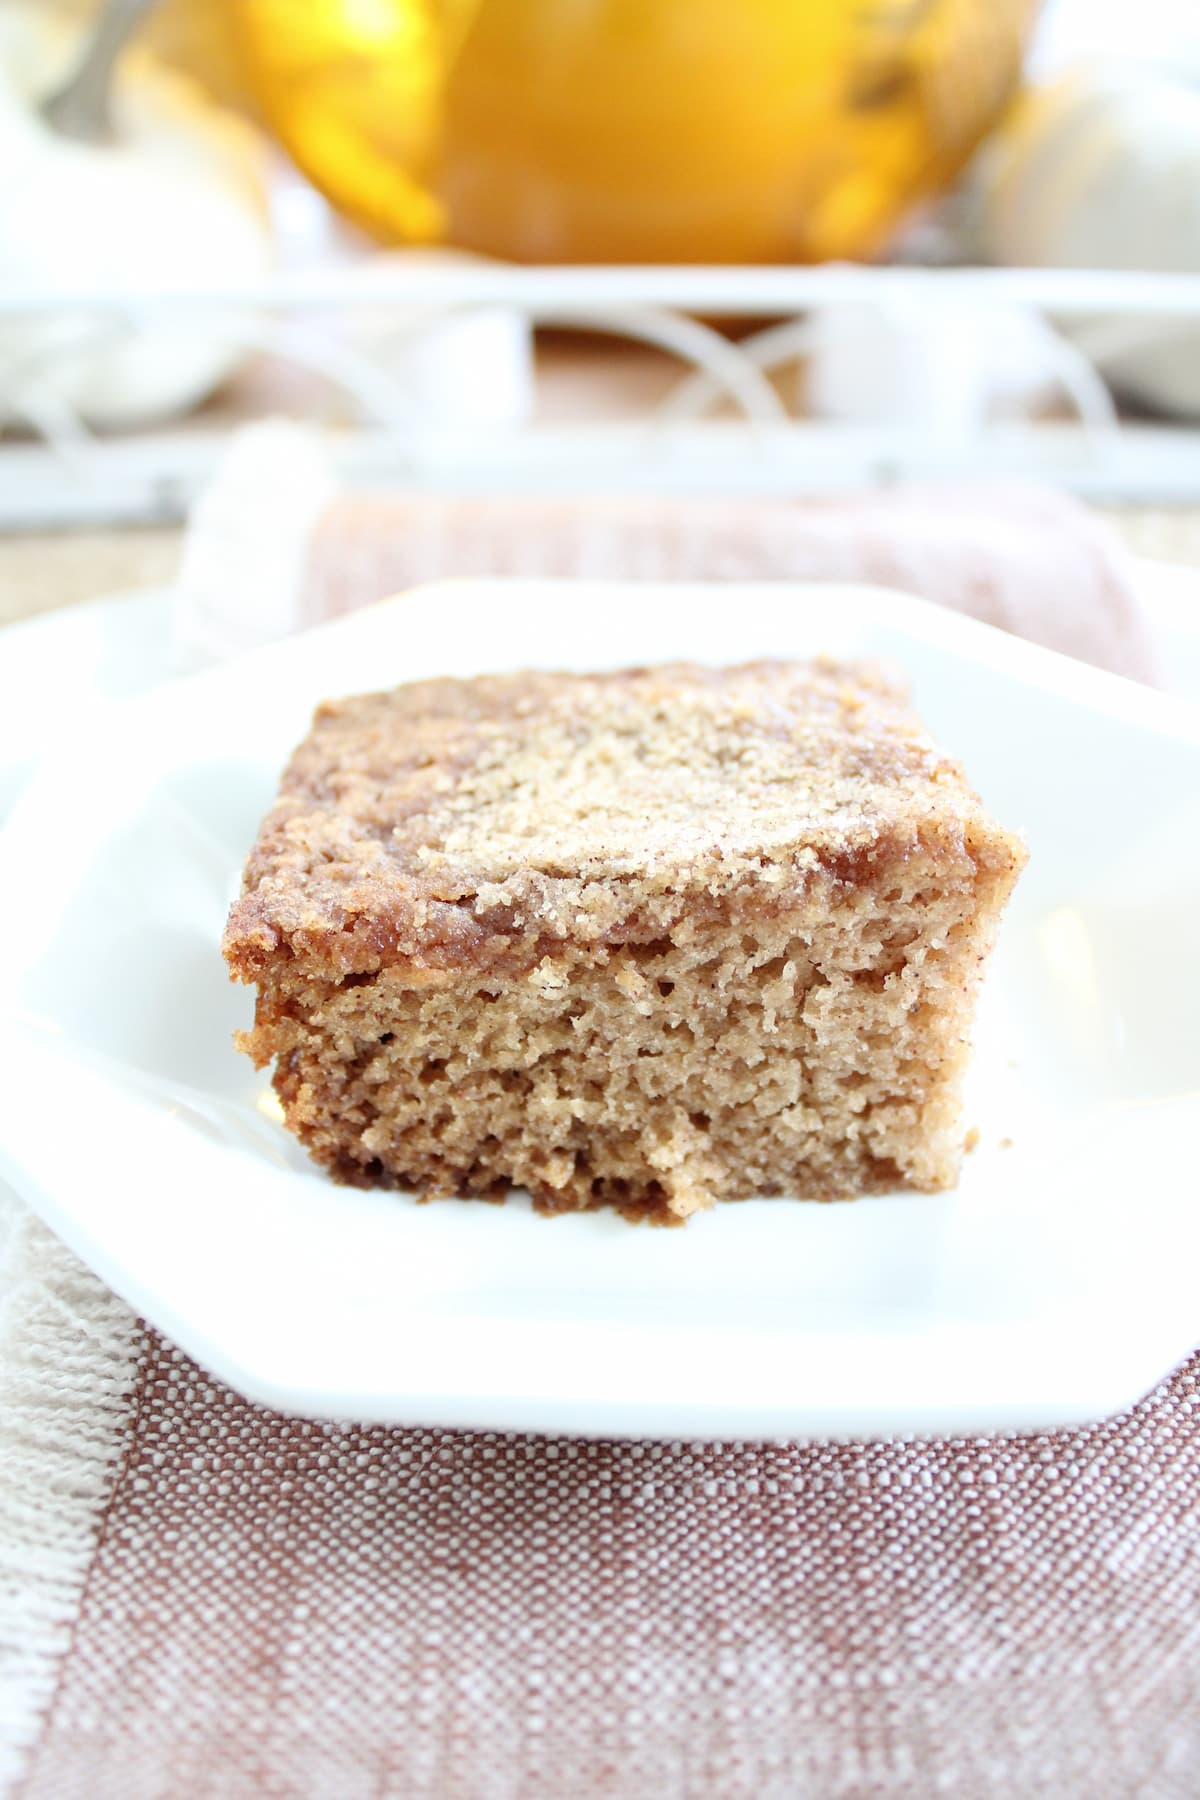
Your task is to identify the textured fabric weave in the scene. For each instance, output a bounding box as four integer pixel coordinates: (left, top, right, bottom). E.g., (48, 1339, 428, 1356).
(14, 1327, 1200, 1800)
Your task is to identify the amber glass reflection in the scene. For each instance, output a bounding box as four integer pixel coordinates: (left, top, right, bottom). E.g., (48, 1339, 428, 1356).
(236, 0, 1039, 262)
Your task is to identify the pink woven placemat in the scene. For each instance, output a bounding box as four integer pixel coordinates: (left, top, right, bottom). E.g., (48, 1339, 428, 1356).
(14, 1330, 1200, 1800)
(5, 485, 1197, 1798)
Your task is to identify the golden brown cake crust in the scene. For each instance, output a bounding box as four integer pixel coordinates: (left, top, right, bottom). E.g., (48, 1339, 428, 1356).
(223, 659, 995, 985)
(225, 658, 1026, 1221)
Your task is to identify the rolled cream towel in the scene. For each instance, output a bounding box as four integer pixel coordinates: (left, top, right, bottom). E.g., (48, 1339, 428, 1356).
(300, 484, 1156, 684)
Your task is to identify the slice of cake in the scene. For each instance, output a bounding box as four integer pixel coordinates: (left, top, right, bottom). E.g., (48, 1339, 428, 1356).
(224, 660, 1025, 1222)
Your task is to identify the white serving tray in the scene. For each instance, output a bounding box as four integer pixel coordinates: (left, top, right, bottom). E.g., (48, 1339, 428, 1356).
(1, 578, 1198, 1439)
(6, 263, 1200, 525)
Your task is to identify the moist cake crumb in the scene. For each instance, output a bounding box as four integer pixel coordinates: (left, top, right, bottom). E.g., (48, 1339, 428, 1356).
(224, 660, 1026, 1222)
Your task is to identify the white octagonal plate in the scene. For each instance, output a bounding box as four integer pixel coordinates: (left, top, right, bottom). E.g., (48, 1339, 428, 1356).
(1, 580, 1198, 1440)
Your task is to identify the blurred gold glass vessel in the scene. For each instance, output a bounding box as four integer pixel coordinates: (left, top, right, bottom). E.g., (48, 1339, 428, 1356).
(233, 0, 1038, 262)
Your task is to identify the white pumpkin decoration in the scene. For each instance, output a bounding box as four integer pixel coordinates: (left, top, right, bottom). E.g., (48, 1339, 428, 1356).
(0, 9, 273, 431)
(977, 68, 1200, 417)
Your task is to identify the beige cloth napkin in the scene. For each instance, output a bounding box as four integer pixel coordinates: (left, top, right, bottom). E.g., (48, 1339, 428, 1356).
(170, 429, 1157, 682)
(301, 484, 1158, 683)
(5, 485, 1196, 1799)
